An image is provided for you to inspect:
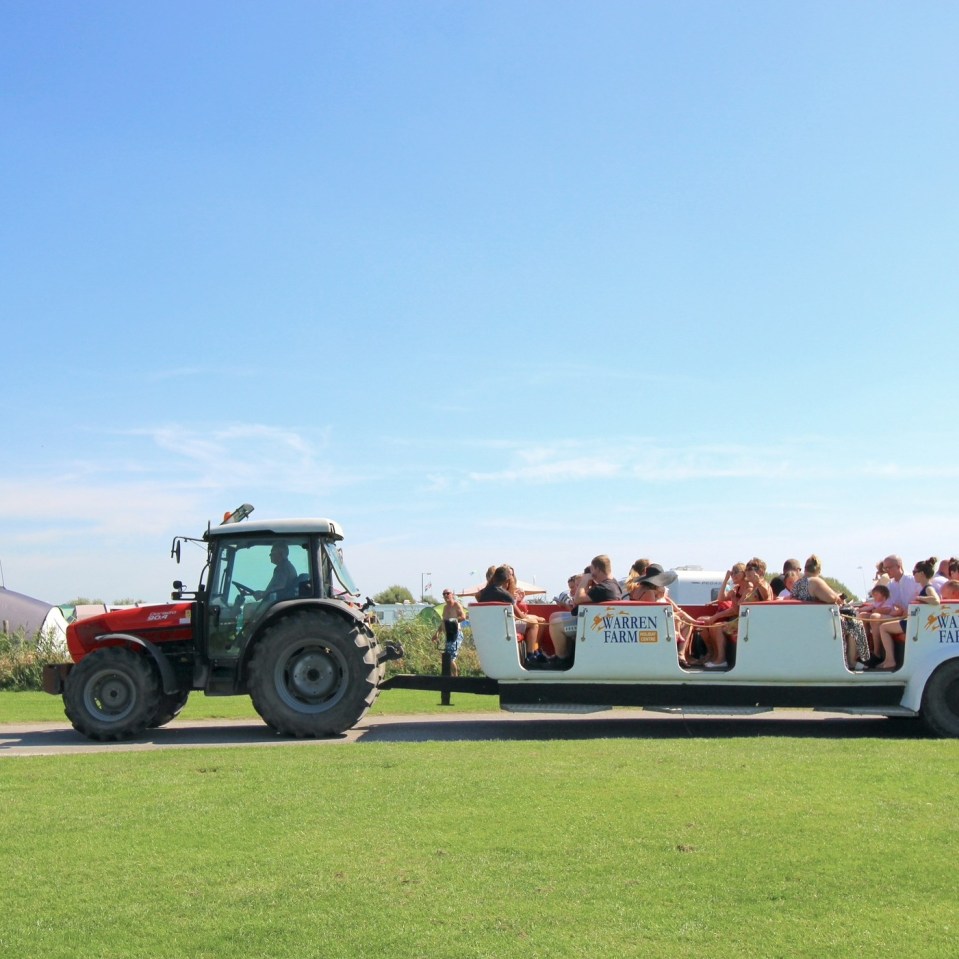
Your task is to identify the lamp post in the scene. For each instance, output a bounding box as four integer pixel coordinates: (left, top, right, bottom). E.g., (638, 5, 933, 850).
(421, 572, 431, 602)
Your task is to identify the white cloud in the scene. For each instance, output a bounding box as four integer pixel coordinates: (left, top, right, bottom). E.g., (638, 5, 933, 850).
(469, 456, 621, 484)
(449, 436, 959, 488)
(0, 478, 198, 535)
(131, 423, 365, 494)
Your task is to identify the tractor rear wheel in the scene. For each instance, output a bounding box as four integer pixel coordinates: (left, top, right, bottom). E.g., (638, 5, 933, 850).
(248, 610, 379, 737)
(63, 647, 161, 741)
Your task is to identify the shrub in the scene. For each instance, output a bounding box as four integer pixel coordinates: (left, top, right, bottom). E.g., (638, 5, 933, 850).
(0, 628, 66, 691)
(824, 577, 858, 602)
(372, 585, 415, 605)
(374, 619, 484, 679)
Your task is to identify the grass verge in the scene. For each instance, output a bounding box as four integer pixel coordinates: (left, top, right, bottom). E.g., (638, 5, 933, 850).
(1, 738, 956, 959)
(0, 686, 500, 724)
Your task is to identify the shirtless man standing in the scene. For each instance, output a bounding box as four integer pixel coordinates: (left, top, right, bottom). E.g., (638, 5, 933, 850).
(434, 589, 467, 677)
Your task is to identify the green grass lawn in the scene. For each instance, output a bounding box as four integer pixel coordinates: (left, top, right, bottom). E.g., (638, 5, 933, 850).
(2, 735, 957, 959)
(0, 687, 500, 724)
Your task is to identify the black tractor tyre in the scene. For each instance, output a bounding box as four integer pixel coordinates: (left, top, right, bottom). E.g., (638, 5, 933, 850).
(248, 610, 379, 737)
(920, 659, 959, 738)
(63, 647, 162, 741)
(148, 689, 191, 728)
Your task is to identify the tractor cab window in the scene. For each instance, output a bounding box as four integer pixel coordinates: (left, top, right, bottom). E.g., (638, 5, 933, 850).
(217, 539, 310, 605)
(322, 540, 361, 601)
(207, 538, 311, 654)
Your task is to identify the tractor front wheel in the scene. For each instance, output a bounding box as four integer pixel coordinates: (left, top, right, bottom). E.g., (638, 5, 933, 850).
(63, 647, 161, 741)
(248, 610, 379, 737)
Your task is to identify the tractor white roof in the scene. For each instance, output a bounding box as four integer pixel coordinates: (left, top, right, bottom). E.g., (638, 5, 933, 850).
(205, 518, 343, 540)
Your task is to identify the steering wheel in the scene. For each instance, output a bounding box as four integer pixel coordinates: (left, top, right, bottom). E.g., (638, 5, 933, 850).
(233, 581, 256, 598)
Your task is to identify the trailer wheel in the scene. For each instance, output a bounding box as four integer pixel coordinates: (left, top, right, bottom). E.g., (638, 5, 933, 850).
(920, 660, 959, 738)
(248, 610, 379, 737)
(148, 689, 191, 728)
(63, 647, 161, 741)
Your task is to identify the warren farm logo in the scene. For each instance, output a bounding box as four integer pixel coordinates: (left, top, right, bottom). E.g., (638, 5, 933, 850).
(923, 610, 959, 644)
(590, 608, 661, 644)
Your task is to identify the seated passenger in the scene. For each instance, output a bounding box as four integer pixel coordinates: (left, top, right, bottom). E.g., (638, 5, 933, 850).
(792, 554, 869, 670)
(777, 567, 801, 600)
(476, 566, 513, 605)
(552, 575, 579, 605)
(712, 562, 747, 607)
(505, 566, 547, 663)
(938, 559, 959, 603)
(476, 565, 541, 662)
(719, 557, 772, 667)
(875, 558, 940, 672)
(865, 554, 919, 669)
(777, 558, 801, 599)
(858, 583, 893, 619)
(623, 557, 653, 596)
(698, 560, 770, 669)
(931, 558, 952, 593)
(629, 564, 699, 665)
(941, 580, 959, 601)
(859, 559, 900, 656)
(625, 563, 673, 600)
(864, 559, 892, 654)
(743, 559, 774, 605)
(911, 558, 941, 605)
(548, 554, 622, 668)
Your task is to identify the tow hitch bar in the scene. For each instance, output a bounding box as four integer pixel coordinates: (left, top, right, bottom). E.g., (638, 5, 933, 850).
(377, 642, 404, 664)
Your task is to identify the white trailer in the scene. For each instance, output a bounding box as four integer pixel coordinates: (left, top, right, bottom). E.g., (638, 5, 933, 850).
(461, 599, 959, 737)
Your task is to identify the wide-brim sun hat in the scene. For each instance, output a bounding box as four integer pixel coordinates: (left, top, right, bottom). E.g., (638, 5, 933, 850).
(639, 564, 678, 589)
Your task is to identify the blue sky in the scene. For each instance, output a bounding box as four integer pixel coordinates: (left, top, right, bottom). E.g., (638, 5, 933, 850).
(2, 1, 957, 604)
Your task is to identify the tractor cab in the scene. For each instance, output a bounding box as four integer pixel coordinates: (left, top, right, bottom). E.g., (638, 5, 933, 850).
(198, 518, 359, 658)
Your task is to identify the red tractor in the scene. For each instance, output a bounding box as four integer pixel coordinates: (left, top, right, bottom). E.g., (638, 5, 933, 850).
(43, 505, 401, 740)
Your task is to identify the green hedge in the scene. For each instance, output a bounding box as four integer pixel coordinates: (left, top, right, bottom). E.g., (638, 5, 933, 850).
(0, 630, 66, 691)
(374, 619, 484, 678)
(0, 618, 485, 691)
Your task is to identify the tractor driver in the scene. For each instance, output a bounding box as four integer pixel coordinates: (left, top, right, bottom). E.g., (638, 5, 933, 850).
(254, 543, 299, 603)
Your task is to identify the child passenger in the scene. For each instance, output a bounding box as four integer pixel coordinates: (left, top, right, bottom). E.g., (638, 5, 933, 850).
(858, 583, 893, 617)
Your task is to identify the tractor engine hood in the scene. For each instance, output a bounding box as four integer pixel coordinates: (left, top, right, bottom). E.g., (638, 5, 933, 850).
(67, 603, 195, 661)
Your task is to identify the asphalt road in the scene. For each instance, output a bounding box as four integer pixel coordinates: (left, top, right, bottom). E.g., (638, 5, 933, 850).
(0, 708, 926, 757)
